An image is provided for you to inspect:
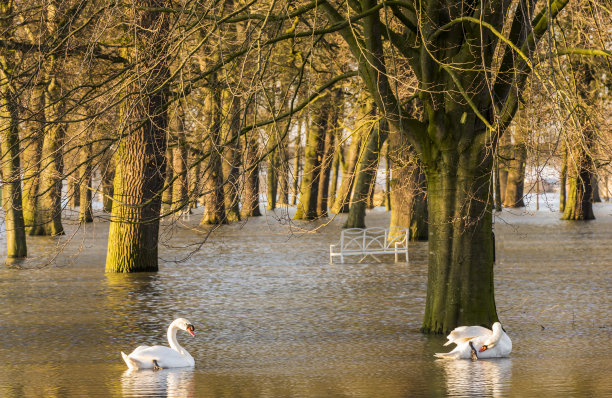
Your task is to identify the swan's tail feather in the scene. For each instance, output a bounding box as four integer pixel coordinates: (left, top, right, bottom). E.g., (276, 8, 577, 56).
(122, 352, 142, 370)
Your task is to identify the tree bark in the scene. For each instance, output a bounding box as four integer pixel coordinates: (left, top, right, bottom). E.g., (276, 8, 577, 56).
(0, 0, 27, 259)
(503, 142, 526, 208)
(78, 143, 93, 223)
(223, 94, 241, 221)
(201, 85, 227, 225)
(389, 131, 428, 240)
(171, 104, 188, 214)
(344, 113, 386, 228)
(332, 123, 363, 214)
(294, 102, 328, 220)
(106, 1, 170, 273)
(290, 117, 303, 206)
(241, 129, 261, 217)
(559, 146, 567, 212)
(161, 140, 173, 212)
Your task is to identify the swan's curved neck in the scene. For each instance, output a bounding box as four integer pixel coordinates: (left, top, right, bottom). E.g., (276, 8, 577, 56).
(491, 324, 502, 342)
(167, 321, 186, 355)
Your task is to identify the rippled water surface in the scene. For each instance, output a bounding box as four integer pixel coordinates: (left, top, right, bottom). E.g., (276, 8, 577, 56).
(1, 201, 611, 397)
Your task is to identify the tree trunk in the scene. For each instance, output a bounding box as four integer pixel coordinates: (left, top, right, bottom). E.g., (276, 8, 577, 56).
(591, 173, 601, 203)
(494, 155, 502, 212)
(106, 1, 170, 273)
(290, 117, 303, 206)
(266, 127, 278, 211)
(328, 145, 341, 209)
(343, 114, 386, 228)
(161, 141, 173, 212)
(32, 67, 65, 236)
(101, 163, 114, 213)
(0, 1, 27, 259)
(316, 121, 336, 217)
(78, 143, 93, 223)
(223, 94, 241, 221)
(421, 148, 498, 333)
(389, 132, 428, 241)
(294, 103, 328, 220)
(559, 146, 567, 212)
(21, 86, 45, 233)
(171, 105, 188, 214)
(383, 142, 391, 211)
(241, 129, 261, 217)
(332, 124, 363, 214)
(503, 142, 526, 208)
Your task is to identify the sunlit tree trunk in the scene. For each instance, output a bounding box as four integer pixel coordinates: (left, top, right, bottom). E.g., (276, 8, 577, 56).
(560, 145, 567, 212)
(0, 1, 27, 258)
(344, 113, 386, 228)
(503, 142, 526, 208)
(328, 144, 342, 209)
(295, 101, 328, 220)
(171, 104, 188, 214)
(389, 132, 427, 240)
(201, 85, 226, 225)
(332, 124, 363, 214)
(241, 129, 261, 217)
(290, 117, 303, 206)
(78, 143, 93, 223)
(106, 1, 170, 273)
(266, 126, 279, 211)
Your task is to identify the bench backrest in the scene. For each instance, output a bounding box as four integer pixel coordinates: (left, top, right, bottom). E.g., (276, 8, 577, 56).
(340, 227, 408, 250)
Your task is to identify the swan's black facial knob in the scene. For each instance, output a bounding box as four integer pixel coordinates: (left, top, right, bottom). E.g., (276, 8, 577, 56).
(479, 344, 488, 352)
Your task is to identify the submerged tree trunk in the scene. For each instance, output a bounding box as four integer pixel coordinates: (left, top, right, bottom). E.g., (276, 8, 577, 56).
(332, 124, 363, 214)
(201, 86, 227, 225)
(328, 145, 342, 209)
(266, 126, 279, 211)
(223, 94, 241, 221)
(503, 142, 526, 208)
(344, 112, 386, 229)
(421, 145, 498, 333)
(0, 1, 27, 259)
(295, 102, 328, 220)
(241, 129, 261, 217)
(78, 143, 93, 223)
(101, 162, 114, 213)
(106, 2, 170, 273)
(32, 67, 65, 236)
(559, 146, 567, 212)
(171, 105, 188, 214)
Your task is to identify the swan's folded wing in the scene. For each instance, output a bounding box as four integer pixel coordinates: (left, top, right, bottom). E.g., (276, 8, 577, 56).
(444, 326, 491, 346)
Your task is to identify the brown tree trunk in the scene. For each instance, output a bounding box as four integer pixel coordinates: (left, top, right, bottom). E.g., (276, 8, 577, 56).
(106, 1, 170, 273)
(503, 142, 526, 208)
(78, 143, 93, 223)
(171, 104, 188, 214)
(241, 129, 261, 217)
(223, 94, 241, 221)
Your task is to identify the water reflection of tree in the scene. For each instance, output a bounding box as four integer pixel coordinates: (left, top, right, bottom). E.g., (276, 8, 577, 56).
(437, 358, 513, 398)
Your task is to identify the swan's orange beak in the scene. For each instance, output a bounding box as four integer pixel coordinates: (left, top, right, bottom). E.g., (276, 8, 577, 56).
(187, 325, 195, 336)
(479, 345, 488, 352)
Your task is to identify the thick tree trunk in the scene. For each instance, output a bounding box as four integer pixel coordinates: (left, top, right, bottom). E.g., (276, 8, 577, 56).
(421, 148, 498, 334)
(106, 1, 170, 273)
(343, 115, 386, 228)
(21, 86, 45, 232)
(0, 82, 27, 259)
(32, 68, 65, 236)
(78, 143, 93, 223)
(503, 143, 526, 208)
(201, 87, 227, 225)
(591, 173, 601, 203)
(241, 129, 261, 217)
(294, 103, 328, 220)
(0, 2, 27, 259)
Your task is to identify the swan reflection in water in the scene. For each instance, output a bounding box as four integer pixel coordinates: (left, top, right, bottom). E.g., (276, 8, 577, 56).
(121, 368, 195, 397)
(437, 358, 512, 397)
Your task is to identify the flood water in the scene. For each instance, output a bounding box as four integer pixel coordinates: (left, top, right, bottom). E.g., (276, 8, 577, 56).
(1, 198, 611, 397)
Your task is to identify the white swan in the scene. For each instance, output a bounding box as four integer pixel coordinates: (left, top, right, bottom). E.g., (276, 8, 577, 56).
(121, 318, 195, 370)
(434, 322, 512, 360)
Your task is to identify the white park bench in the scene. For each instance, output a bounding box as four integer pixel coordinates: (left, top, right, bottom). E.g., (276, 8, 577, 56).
(329, 227, 409, 264)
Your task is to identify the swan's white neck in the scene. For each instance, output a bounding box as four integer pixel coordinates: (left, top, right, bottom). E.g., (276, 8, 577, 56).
(167, 320, 187, 356)
(490, 323, 503, 343)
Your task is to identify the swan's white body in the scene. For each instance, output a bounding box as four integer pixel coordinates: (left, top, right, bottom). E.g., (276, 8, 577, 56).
(121, 318, 195, 370)
(435, 322, 512, 359)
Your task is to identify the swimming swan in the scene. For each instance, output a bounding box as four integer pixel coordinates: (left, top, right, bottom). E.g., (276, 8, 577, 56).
(121, 318, 195, 370)
(434, 322, 512, 360)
